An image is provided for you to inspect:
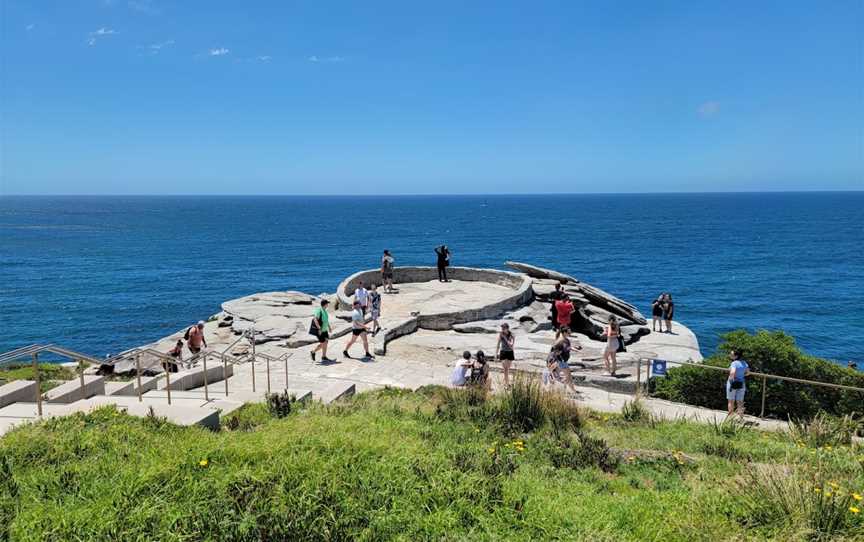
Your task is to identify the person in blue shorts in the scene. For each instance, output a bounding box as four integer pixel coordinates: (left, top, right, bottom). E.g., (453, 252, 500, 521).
(726, 349, 750, 418)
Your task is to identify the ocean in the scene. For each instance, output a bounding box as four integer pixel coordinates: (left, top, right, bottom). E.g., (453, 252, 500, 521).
(1, 193, 862, 364)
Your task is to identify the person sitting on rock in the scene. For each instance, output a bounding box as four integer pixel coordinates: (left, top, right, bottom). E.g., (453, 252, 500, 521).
(450, 350, 473, 387)
(343, 300, 373, 359)
(469, 350, 490, 389)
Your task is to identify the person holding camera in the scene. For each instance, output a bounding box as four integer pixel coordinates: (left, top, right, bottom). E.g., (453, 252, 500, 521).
(726, 349, 750, 418)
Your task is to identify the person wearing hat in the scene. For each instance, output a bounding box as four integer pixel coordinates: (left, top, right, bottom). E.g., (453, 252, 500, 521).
(185, 321, 207, 355)
(310, 299, 334, 362)
(343, 300, 373, 359)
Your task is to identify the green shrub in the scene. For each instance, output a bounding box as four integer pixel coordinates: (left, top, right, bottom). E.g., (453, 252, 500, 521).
(653, 330, 864, 420)
(620, 399, 654, 424)
(492, 376, 545, 433)
(736, 463, 864, 539)
(265, 390, 296, 419)
(700, 439, 750, 461)
(541, 391, 583, 437)
(538, 430, 618, 473)
(709, 416, 750, 439)
(788, 412, 862, 448)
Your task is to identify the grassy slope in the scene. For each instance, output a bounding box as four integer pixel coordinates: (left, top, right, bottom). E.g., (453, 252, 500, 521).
(0, 364, 76, 393)
(1, 387, 862, 542)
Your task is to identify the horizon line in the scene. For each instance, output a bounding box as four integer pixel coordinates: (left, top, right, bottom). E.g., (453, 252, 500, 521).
(2, 189, 863, 197)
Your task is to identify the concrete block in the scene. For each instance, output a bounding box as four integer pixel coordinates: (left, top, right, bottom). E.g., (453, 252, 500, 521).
(0, 380, 38, 408)
(161, 363, 233, 391)
(316, 382, 356, 404)
(107, 376, 162, 396)
(44, 376, 105, 404)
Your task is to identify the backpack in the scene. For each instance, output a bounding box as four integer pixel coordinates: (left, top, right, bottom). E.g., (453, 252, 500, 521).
(183, 326, 192, 341)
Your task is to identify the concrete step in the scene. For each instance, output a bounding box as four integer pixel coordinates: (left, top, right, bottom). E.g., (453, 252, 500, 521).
(104, 375, 163, 397)
(191, 375, 356, 404)
(0, 380, 38, 408)
(75, 396, 220, 430)
(158, 363, 233, 392)
(44, 376, 105, 403)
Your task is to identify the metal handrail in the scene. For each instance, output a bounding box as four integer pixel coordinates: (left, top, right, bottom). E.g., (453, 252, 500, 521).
(636, 357, 864, 418)
(0, 344, 103, 366)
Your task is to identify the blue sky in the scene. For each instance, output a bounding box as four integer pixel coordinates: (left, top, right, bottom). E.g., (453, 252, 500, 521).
(1, 1, 862, 195)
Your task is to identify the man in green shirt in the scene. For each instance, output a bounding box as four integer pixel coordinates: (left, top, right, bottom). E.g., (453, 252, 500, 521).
(310, 299, 334, 362)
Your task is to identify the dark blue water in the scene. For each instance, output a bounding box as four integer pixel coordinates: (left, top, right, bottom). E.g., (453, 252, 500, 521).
(1, 194, 862, 363)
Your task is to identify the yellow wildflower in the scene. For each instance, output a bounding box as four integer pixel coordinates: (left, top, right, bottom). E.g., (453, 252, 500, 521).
(850, 507, 860, 514)
(487, 447, 495, 454)
(199, 459, 209, 467)
(825, 492, 833, 497)
(852, 493, 862, 501)
(829, 481, 839, 489)
(814, 488, 821, 493)
(825, 445, 833, 451)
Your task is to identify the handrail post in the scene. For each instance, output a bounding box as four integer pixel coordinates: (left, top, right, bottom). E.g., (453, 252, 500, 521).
(78, 358, 86, 401)
(636, 357, 642, 397)
(136, 353, 143, 403)
(224, 357, 229, 397)
(251, 340, 257, 393)
(202, 353, 209, 402)
(266, 357, 271, 395)
(284, 355, 289, 391)
(760, 375, 767, 418)
(33, 352, 42, 418)
(165, 363, 172, 405)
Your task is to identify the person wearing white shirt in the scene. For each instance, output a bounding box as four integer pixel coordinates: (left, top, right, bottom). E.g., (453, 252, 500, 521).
(450, 351, 473, 386)
(354, 281, 370, 314)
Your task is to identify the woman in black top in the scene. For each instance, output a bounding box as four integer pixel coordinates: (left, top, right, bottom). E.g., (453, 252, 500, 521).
(662, 294, 675, 333)
(435, 245, 450, 282)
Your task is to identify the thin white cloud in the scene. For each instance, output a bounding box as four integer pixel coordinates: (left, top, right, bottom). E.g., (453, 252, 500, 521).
(26, 24, 35, 31)
(256, 55, 272, 62)
(128, 0, 159, 14)
(87, 27, 118, 46)
(307, 55, 344, 63)
(209, 47, 230, 56)
(146, 39, 174, 53)
(698, 101, 720, 118)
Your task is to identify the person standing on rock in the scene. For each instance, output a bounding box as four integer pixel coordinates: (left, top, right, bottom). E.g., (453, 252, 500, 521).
(369, 284, 382, 335)
(550, 282, 565, 330)
(547, 341, 579, 396)
(310, 299, 334, 362)
(726, 349, 750, 418)
(603, 316, 620, 376)
(554, 295, 575, 332)
(495, 323, 516, 387)
(435, 245, 451, 282)
(662, 293, 675, 333)
(343, 300, 373, 359)
(651, 297, 663, 332)
(185, 321, 207, 355)
(354, 280, 370, 315)
(381, 250, 396, 293)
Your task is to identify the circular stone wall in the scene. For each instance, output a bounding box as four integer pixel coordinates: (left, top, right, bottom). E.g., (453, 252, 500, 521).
(336, 266, 533, 331)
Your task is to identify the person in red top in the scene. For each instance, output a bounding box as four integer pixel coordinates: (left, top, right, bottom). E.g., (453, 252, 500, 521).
(554, 296, 575, 331)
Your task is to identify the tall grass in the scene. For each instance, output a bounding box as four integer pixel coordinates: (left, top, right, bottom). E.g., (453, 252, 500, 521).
(737, 462, 863, 540)
(788, 412, 862, 448)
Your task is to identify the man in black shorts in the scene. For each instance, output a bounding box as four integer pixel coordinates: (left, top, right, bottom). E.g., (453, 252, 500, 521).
(343, 300, 373, 359)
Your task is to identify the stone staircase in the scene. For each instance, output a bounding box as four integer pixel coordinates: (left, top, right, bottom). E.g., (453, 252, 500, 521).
(0, 370, 357, 437)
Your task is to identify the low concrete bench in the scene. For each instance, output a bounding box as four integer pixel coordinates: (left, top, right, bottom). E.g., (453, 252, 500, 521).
(162, 363, 233, 392)
(44, 376, 105, 404)
(0, 380, 38, 408)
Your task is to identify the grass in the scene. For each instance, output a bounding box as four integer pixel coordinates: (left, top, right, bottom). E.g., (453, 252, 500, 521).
(0, 363, 76, 393)
(1, 384, 862, 541)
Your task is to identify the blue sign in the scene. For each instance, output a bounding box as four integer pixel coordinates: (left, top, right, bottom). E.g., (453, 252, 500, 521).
(651, 359, 668, 377)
